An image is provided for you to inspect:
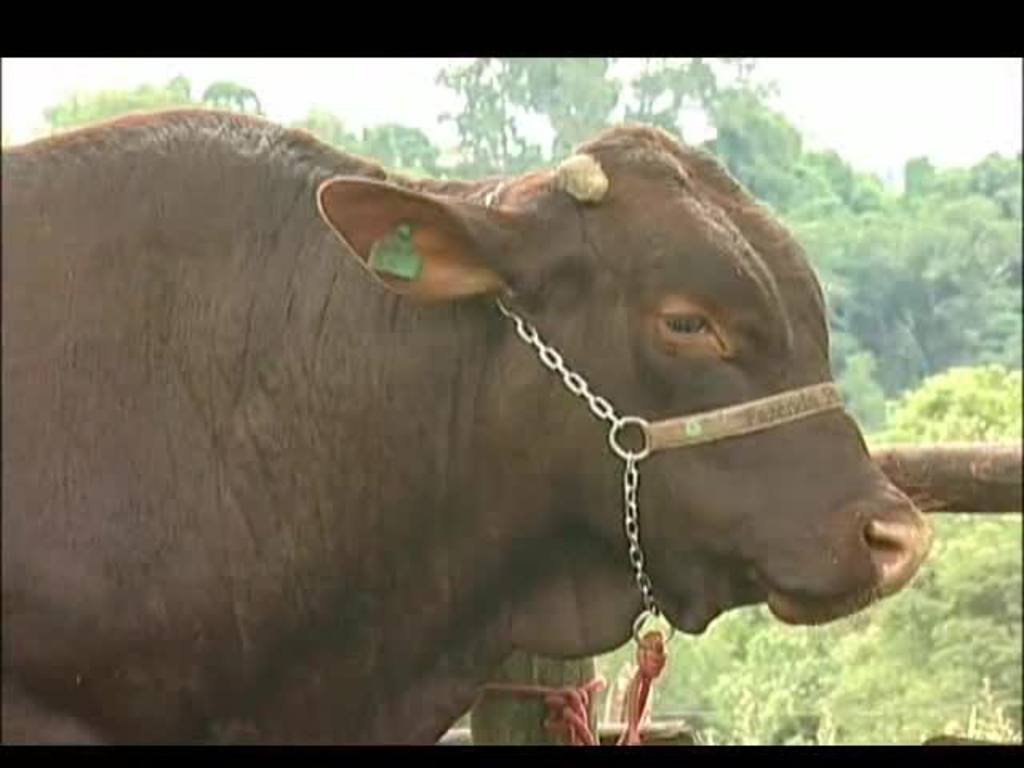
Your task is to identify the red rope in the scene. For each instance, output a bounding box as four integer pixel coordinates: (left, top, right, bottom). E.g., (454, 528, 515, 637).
(480, 676, 607, 745)
(478, 631, 668, 746)
(617, 631, 668, 745)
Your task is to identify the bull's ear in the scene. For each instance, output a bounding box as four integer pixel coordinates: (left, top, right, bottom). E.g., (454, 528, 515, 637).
(317, 177, 514, 301)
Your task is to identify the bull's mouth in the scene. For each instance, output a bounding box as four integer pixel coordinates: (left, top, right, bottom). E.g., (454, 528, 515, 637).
(753, 553, 923, 627)
(763, 584, 882, 626)
(753, 519, 934, 627)
(659, 573, 880, 631)
(654, 523, 932, 631)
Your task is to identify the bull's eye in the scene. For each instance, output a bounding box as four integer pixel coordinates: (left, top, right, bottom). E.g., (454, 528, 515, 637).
(663, 314, 710, 336)
(653, 299, 731, 357)
(654, 308, 730, 357)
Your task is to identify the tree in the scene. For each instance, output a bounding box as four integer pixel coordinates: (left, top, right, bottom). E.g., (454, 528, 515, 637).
(291, 110, 443, 178)
(624, 58, 713, 137)
(622, 58, 772, 142)
(435, 57, 775, 175)
(359, 123, 440, 177)
(703, 88, 804, 212)
(514, 58, 620, 161)
(904, 156, 936, 198)
(967, 152, 1023, 219)
(837, 350, 888, 431)
(42, 76, 197, 132)
(201, 81, 263, 115)
(290, 108, 362, 152)
(437, 58, 543, 177)
(792, 153, 1022, 397)
(40, 75, 271, 133)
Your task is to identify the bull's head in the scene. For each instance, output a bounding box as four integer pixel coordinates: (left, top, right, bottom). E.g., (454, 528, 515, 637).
(316, 124, 932, 654)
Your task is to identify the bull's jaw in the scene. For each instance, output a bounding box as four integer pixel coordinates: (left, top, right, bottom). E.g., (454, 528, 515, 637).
(506, 539, 771, 653)
(639, 554, 768, 634)
(657, 582, 760, 635)
(507, 545, 641, 658)
(507, 566, 760, 651)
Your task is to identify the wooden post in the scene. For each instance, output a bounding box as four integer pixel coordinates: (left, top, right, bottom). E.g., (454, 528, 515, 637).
(469, 651, 600, 745)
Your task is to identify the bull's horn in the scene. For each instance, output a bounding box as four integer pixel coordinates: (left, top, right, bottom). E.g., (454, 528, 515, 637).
(556, 153, 608, 203)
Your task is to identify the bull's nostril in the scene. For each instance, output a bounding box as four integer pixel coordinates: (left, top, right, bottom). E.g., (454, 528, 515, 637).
(864, 519, 910, 551)
(863, 519, 926, 594)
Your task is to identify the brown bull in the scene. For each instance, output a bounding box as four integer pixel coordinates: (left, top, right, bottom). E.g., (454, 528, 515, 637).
(1, 110, 931, 743)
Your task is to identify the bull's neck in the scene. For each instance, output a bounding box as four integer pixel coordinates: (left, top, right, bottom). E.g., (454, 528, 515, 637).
(303, 288, 521, 741)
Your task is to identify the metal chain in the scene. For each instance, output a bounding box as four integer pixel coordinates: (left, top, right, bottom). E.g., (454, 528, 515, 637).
(624, 456, 656, 615)
(495, 299, 619, 426)
(495, 298, 660, 620)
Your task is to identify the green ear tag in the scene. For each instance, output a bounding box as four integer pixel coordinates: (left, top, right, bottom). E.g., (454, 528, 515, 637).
(684, 420, 703, 439)
(368, 223, 423, 280)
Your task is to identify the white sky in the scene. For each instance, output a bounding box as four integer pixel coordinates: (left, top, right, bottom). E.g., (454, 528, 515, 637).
(3, 58, 1021, 184)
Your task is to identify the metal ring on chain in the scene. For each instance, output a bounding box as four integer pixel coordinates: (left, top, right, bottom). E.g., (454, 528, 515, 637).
(632, 609, 676, 644)
(609, 416, 652, 462)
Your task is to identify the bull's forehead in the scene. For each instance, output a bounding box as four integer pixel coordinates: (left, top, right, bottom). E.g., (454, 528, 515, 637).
(574, 125, 829, 356)
(578, 126, 812, 280)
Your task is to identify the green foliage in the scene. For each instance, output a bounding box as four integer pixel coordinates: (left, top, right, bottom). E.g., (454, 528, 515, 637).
(201, 81, 263, 115)
(905, 156, 937, 198)
(704, 89, 804, 212)
(796, 150, 887, 214)
(436, 58, 543, 177)
(880, 365, 1023, 444)
(41, 76, 273, 134)
(624, 57, 719, 137)
(820, 515, 1022, 743)
(291, 110, 440, 177)
(359, 123, 440, 177)
(436, 57, 624, 174)
(515, 58, 621, 161)
(970, 153, 1023, 219)
(792, 173, 1022, 396)
(43, 76, 197, 131)
(838, 350, 888, 431)
(290, 108, 362, 151)
(622, 58, 773, 143)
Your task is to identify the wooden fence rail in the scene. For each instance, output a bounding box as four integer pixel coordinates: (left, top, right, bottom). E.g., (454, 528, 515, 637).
(873, 442, 1021, 514)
